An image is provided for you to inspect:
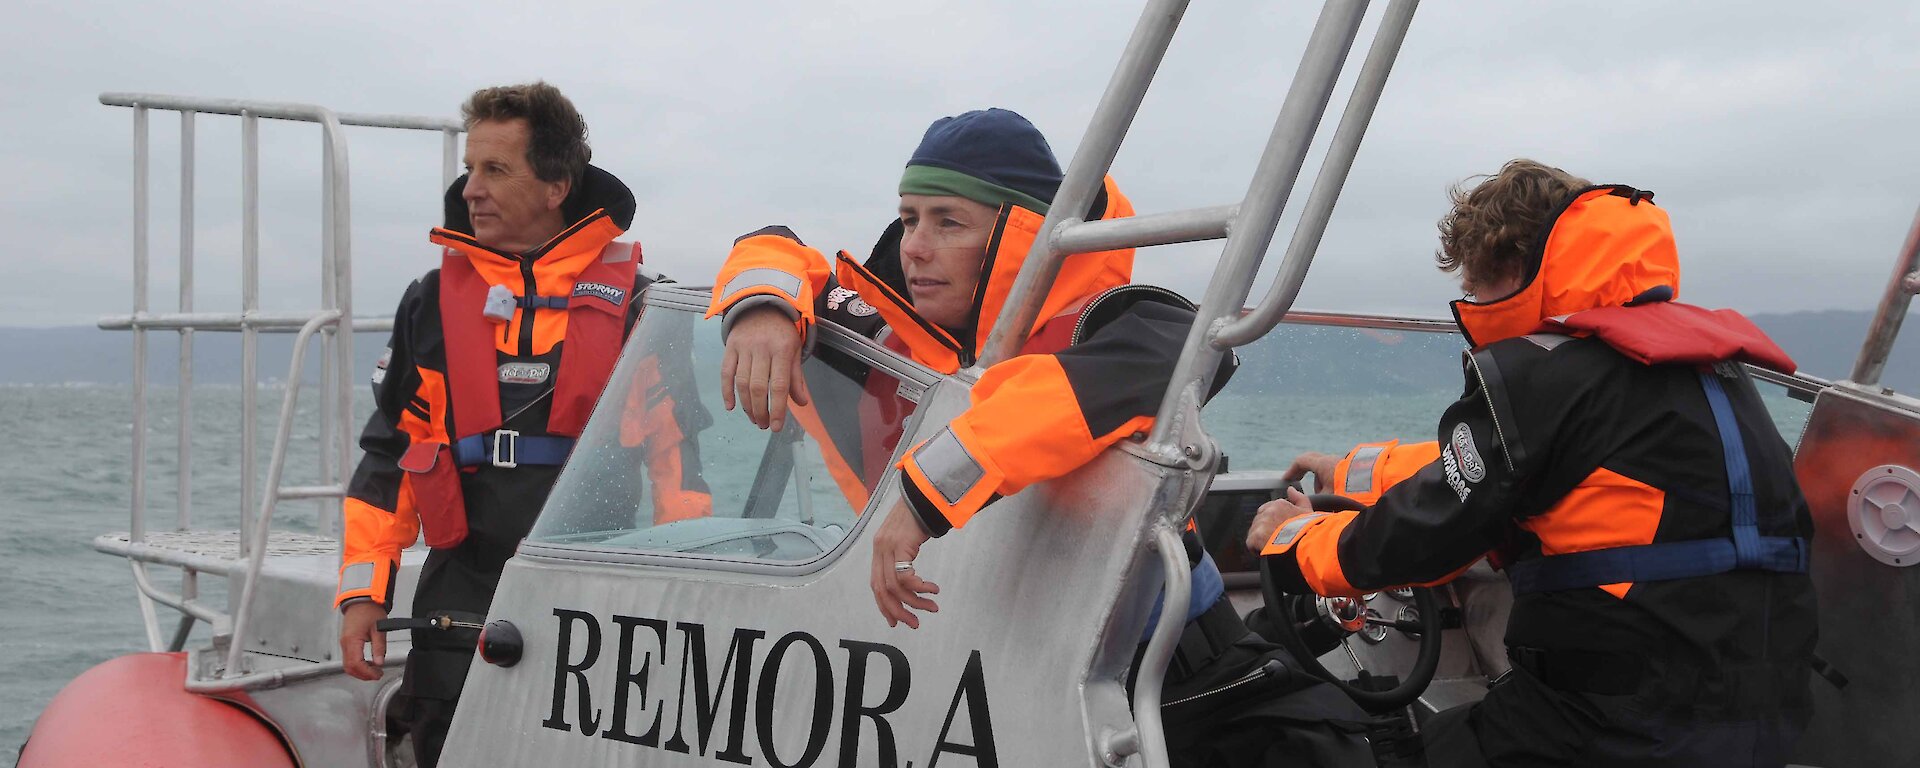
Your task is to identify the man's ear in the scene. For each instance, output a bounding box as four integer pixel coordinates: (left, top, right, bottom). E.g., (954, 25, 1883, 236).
(545, 177, 572, 211)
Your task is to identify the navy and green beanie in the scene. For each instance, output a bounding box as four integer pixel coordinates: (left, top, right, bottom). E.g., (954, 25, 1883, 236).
(898, 108, 1064, 215)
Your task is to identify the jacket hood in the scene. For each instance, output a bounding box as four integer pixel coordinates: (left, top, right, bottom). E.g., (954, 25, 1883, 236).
(439, 163, 636, 248)
(1451, 185, 1680, 348)
(833, 175, 1135, 371)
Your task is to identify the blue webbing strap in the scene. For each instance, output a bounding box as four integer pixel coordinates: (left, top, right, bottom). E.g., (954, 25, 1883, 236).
(1506, 370, 1808, 595)
(517, 296, 571, 310)
(452, 432, 576, 467)
(1701, 372, 1769, 568)
(1507, 536, 1805, 594)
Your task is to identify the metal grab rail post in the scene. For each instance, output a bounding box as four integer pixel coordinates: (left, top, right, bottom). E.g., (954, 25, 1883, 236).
(319, 129, 339, 536)
(977, 0, 1193, 367)
(1850, 205, 1920, 388)
(240, 109, 260, 558)
(329, 116, 356, 538)
(1128, 526, 1193, 768)
(1213, 0, 1418, 349)
(174, 109, 200, 652)
(178, 110, 197, 534)
(443, 129, 461, 192)
(1144, 0, 1370, 452)
(128, 103, 166, 653)
(225, 312, 341, 678)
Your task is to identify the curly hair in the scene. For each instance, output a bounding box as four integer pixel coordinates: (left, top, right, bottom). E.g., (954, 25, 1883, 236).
(1436, 159, 1591, 293)
(461, 81, 591, 184)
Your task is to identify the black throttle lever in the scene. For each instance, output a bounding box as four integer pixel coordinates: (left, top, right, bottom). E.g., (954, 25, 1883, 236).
(376, 612, 485, 633)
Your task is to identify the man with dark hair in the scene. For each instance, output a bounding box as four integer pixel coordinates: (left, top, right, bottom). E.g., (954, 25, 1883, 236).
(1248, 159, 1818, 766)
(333, 81, 708, 766)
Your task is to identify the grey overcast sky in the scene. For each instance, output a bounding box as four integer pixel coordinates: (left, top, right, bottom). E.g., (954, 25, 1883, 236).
(4, 1, 1917, 328)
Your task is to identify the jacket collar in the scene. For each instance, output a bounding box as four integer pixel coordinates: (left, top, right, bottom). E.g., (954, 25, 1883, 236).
(429, 163, 632, 278)
(1451, 185, 1680, 348)
(834, 175, 1136, 372)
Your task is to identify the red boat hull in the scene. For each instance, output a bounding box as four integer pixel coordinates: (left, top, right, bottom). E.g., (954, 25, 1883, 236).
(20, 652, 297, 767)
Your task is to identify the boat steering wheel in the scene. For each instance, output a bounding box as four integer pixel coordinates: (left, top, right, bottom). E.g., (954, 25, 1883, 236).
(1258, 493, 1444, 713)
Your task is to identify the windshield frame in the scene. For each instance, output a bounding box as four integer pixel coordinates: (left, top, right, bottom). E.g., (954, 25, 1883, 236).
(516, 284, 946, 575)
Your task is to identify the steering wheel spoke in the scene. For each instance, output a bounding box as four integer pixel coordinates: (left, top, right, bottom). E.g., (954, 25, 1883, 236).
(1258, 493, 1444, 713)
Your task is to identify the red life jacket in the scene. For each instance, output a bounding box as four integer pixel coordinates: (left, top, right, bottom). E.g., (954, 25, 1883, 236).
(437, 240, 641, 441)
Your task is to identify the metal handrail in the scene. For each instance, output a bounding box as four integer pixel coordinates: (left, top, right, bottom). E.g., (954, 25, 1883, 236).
(102, 92, 461, 658)
(977, 0, 1193, 367)
(99, 311, 395, 333)
(1129, 526, 1192, 768)
(186, 650, 410, 695)
(1146, 0, 1405, 453)
(1054, 204, 1238, 259)
(226, 311, 341, 678)
(1213, 0, 1417, 349)
(101, 93, 464, 134)
(1276, 307, 1834, 399)
(1850, 204, 1920, 387)
(129, 561, 227, 627)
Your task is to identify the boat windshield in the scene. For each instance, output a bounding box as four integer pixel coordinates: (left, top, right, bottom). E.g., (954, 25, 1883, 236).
(527, 287, 929, 563)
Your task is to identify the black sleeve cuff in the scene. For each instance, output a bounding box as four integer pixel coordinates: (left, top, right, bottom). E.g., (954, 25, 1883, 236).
(899, 477, 952, 538)
(1261, 552, 1316, 596)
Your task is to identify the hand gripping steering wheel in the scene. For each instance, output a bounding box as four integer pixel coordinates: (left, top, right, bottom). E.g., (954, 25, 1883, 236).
(1258, 493, 1443, 713)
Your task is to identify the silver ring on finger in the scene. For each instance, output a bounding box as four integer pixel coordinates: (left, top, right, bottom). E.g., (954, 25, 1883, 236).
(893, 561, 914, 573)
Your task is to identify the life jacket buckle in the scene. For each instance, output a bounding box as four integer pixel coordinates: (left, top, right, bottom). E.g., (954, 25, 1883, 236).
(491, 429, 520, 469)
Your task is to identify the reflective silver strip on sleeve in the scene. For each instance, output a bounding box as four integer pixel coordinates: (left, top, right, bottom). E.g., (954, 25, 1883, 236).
(721, 268, 804, 304)
(340, 562, 376, 593)
(1522, 333, 1576, 351)
(1345, 446, 1385, 494)
(1270, 511, 1330, 550)
(914, 427, 986, 506)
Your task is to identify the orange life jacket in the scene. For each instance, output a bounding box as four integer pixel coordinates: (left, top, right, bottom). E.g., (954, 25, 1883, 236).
(437, 239, 639, 441)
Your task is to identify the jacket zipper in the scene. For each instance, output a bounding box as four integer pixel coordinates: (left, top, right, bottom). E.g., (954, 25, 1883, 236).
(1162, 662, 1274, 708)
(1069, 284, 1194, 345)
(516, 257, 538, 356)
(1465, 353, 1517, 473)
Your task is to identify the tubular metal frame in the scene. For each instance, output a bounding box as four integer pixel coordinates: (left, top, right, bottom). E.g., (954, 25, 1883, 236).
(1851, 205, 1920, 388)
(973, 0, 1422, 464)
(100, 93, 461, 675)
(970, 3, 1419, 765)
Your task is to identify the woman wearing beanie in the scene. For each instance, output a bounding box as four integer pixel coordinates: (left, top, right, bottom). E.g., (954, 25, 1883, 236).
(707, 108, 1372, 767)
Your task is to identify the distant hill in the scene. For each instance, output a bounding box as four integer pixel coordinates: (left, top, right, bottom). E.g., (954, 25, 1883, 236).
(0, 326, 388, 387)
(2, 308, 1916, 392)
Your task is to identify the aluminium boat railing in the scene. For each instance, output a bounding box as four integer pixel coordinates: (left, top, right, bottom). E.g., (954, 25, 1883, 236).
(969, 1, 1419, 763)
(1851, 205, 1920, 390)
(96, 93, 462, 680)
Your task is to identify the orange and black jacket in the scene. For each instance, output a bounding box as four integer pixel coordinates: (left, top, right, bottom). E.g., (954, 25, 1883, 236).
(335, 166, 711, 610)
(707, 176, 1231, 538)
(1325, 439, 1441, 506)
(1264, 186, 1816, 711)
